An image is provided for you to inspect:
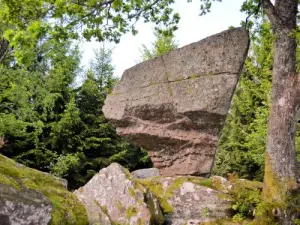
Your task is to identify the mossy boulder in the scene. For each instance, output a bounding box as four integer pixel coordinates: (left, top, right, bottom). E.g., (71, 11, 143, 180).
(137, 176, 233, 225)
(0, 154, 88, 225)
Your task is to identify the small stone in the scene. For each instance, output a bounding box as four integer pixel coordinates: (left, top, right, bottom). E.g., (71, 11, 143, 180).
(131, 168, 160, 179)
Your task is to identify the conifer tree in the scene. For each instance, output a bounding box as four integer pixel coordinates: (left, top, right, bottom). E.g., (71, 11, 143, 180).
(50, 47, 152, 189)
(140, 31, 178, 61)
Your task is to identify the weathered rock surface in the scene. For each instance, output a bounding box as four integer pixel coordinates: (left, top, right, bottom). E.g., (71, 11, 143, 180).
(0, 154, 88, 225)
(74, 163, 163, 225)
(75, 163, 240, 225)
(131, 167, 160, 179)
(0, 183, 52, 225)
(139, 176, 233, 225)
(103, 28, 249, 176)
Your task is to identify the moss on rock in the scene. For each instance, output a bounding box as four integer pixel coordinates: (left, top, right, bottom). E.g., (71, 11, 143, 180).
(136, 177, 174, 214)
(136, 175, 217, 216)
(0, 154, 88, 225)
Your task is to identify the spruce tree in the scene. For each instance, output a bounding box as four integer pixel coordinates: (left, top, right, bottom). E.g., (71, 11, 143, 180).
(139, 31, 178, 61)
(50, 47, 152, 189)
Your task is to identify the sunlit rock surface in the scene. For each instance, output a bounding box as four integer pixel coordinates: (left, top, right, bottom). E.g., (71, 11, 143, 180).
(75, 163, 240, 225)
(74, 163, 163, 225)
(103, 28, 249, 176)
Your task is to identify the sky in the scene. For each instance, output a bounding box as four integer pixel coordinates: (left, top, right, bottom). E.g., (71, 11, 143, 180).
(79, 0, 246, 77)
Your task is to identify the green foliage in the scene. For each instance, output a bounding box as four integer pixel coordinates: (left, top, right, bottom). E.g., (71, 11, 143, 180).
(187, 0, 222, 16)
(214, 18, 300, 181)
(230, 179, 262, 220)
(50, 153, 82, 177)
(213, 22, 273, 180)
(0, 37, 152, 189)
(140, 31, 178, 61)
(0, 0, 180, 64)
(51, 47, 153, 189)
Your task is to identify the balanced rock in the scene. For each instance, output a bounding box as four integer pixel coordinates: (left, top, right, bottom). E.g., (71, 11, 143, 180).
(103, 28, 249, 176)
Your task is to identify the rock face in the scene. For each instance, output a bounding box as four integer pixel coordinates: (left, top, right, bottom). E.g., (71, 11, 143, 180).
(75, 163, 236, 225)
(0, 183, 52, 225)
(74, 163, 163, 225)
(103, 28, 249, 176)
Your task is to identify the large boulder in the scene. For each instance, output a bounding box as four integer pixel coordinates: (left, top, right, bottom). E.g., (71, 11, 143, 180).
(0, 154, 88, 225)
(74, 163, 164, 225)
(138, 176, 233, 225)
(103, 28, 249, 176)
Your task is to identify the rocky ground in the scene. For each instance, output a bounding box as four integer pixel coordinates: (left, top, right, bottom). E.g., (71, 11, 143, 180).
(0, 154, 262, 225)
(75, 163, 262, 225)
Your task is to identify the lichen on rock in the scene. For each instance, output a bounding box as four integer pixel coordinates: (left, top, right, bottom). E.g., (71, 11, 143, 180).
(103, 28, 249, 176)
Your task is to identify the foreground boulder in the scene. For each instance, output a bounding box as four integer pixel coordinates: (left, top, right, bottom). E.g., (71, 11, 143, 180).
(139, 176, 233, 225)
(103, 28, 249, 176)
(0, 183, 52, 225)
(74, 163, 163, 225)
(0, 154, 88, 225)
(74, 163, 239, 225)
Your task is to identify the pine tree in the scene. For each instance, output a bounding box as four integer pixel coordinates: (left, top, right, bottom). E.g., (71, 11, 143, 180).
(140, 31, 178, 61)
(50, 47, 152, 189)
(0, 39, 81, 170)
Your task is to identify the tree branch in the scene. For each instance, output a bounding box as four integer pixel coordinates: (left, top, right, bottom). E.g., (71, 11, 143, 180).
(260, 0, 281, 26)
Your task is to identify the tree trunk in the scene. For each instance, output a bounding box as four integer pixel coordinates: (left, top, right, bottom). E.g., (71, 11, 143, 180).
(0, 38, 9, 63)
(262, 0, 300, 224)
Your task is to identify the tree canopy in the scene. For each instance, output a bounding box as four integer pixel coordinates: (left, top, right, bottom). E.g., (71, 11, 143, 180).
(0, 0, 180, 64)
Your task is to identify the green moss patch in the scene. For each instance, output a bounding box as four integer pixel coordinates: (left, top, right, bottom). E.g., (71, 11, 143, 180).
(137, 177, 173, 214)
(126, 206, 137, 220)
(0, 154, 88, 225)
(136, 176, 215, 215)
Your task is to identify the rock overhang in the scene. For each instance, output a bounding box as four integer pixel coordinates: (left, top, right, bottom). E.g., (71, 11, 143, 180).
(103, 27, 249, 176)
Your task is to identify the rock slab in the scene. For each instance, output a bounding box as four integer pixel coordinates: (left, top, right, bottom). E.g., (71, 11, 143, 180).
(103, 28, 249, 176)
(0, 154, 88, 224)
(146, 176, 233, 225)
(0, 184, 52, 225)
(74, 163, 163, 225)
